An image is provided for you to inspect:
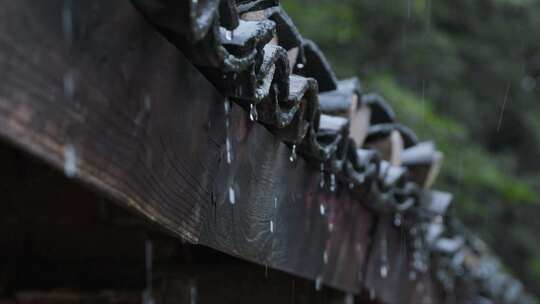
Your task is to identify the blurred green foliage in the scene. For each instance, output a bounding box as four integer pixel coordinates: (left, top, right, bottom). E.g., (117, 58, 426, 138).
(283, 0, 540, 297)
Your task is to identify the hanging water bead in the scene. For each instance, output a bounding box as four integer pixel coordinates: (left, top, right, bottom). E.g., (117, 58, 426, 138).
(319, 163, 325, 188)
(249, 103, 258, 121)
(315, 276, 322, 291)
(394, 213, 402, 226)
(329, 174, 337, 192)
(289, 144, 297, 162)
(224, 100, 232, 164)
(225, 30, 233, 41)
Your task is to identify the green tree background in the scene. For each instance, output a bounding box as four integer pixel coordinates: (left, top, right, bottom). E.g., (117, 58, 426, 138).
(282, 0, 540, 297)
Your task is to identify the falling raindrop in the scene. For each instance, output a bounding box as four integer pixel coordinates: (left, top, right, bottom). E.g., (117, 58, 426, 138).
(63, 71, 75, 101)
(323, 250, 328, 264)
(330, 174, 337, 192)
(380, 264, 388, 278)
(62, 0, 73, 46)
(319, 203, 325, 216)
(225, 137, 233, 164)
(249, 103, 258, 121)
(270, 220, 274, 233)
(369, 289, 376, 300)
(64, 144, 77, 178)
(190, 285, 197, 304)
(296, 63, 304, 69)
(274, 197, 278, 208)
(224, 99, 233, 164)
(224, 99, 230, 114)
(345, 293, 354, 304)
(394, 213, 402, 227)
(319, 163, 325, 188)
(380, 233, 389, 279)
(228, 187, 236, 205)
(315, 276, 322, 291)
(328, 222, 334, 232)
(289, 144, 297, 162)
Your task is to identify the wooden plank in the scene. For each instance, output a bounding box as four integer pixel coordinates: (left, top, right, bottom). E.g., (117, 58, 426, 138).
(0, 0, 220, 243)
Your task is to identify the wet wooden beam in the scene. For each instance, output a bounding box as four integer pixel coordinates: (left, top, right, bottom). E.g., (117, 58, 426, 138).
(0, 0, 375, 295)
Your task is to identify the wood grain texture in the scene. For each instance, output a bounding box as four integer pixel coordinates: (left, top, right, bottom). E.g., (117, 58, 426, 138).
(0, 0, 220, 243)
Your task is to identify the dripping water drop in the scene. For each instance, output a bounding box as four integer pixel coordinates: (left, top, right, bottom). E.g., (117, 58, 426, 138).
(394, 213, 402, 226)
(380, 264, 388, 278)
(64, 144, 77, 178)
(249, 103, 258, 121)
(228, 187, 236, 205)
(289, 144, 297, 162)
(319, 163, 325, 188)
(190, 285, 197, 304)
(225, 30, 233, 41)
(296, 63, 304, 69)
(330, 174, 337, 192)
(319, 203, 325, 216)
(323, 250, 328, 264)
(270, 220, 274, 233)
(315, 276, 322, 291)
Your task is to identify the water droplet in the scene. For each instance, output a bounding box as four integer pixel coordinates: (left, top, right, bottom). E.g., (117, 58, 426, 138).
(323, 250, 328, 264)
(270, 220, 274, 233)
(226, 137, 232, 164)
(380, 233, 389, 278)
(228, 187, 236, 205)
(380, 264, 388, 278)
(62, 0, 73, 46)
(345, 293, 354, 304)
(320, 203, 325, 216)
(329, 222, 334, 232)
(64, 144, 77, 177)
(63, 71, 75, 101)
(330, 174, 337, 192)
(358, 173, 365, 183)
(296, 63, 304, 69)
(274, 197, 278, 208)
(224, 99, 232, 164)
(224, 99, 230, 114)
(249, 103, 258, 121)
(190, 285, 197, 304)
(289, 144, 297, 162)
(394, 213, 402, 226)
(315, 276, 322, 291)
(319, 163, 325, 188)
(225, 30, 233, 41)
